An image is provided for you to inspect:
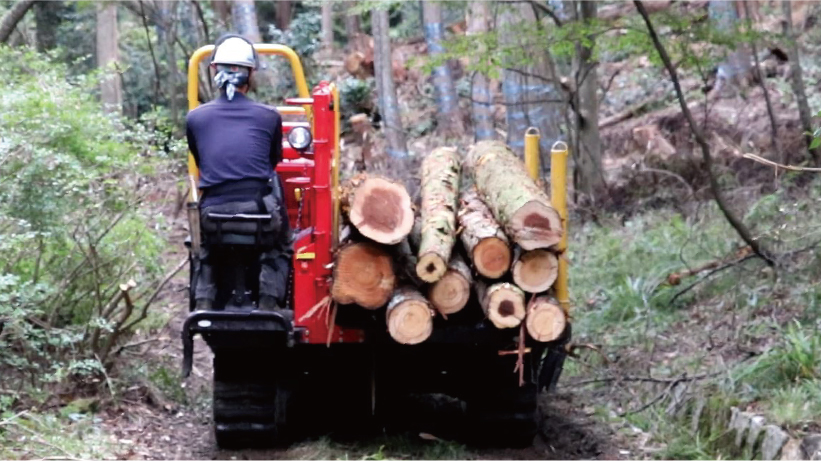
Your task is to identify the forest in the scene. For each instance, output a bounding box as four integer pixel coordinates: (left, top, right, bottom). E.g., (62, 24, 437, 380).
(1, 0, 821, 459)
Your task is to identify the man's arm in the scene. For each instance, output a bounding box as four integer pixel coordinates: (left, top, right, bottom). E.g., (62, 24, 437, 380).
(270, 112, 283, 167)
(186, 119, 200, 167)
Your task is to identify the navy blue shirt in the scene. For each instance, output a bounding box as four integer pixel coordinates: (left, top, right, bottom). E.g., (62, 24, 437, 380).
(186, 92, 283, 203)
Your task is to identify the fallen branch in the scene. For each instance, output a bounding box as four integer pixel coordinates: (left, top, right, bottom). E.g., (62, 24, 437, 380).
(737, 152, 821, 172)
(569, 370, 722, 387)
(665, 246, 752, 286)
(668, 254, 757, 306)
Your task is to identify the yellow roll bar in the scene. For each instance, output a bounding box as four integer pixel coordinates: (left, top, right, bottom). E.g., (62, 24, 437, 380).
(331, 83, 341, 249)
(186, 44, 312, 202)
(523, 130, 570, 312)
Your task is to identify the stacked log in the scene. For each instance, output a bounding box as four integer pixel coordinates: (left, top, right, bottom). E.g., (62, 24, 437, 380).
(330, 141, 569, 346)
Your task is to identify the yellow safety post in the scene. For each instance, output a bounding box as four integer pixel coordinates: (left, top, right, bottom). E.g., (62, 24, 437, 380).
(524, 127, 541, 180)
(550, 141, 570, 312)
(330, 83, 341, 249)
(186, 44, 313, 202)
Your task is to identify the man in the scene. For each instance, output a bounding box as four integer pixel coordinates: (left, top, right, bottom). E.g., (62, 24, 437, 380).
(186, 34, 292, 312)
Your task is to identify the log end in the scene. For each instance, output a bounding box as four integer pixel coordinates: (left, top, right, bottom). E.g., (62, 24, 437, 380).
(429, 270, 470, 315)
(416, 253, 448, 283)
(510, 201, 563, 250)
(387, 299, 434, 345)
(512, 249, 558, 293)
(485, 284, 526, 329)
(526, 300, 566, 342)
(349, 177, 414, 245)
(331, 243, 396, 309)
(474, 237, 512, 279)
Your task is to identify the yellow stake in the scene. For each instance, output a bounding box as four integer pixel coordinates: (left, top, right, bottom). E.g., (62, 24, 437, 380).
(524, 127, 541, 180)
(550, 141, 570, 312)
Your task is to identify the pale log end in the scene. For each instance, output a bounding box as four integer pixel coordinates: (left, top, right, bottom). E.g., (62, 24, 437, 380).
(473, 237, 512, 279)
(513, 249, 558, 293)
(331, 242, 396, 309)
(526, 299, 566, 342)
(416, 253, 448, 283)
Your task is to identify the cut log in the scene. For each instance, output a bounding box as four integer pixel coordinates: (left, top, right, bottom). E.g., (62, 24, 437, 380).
(512, 248, 558, 293)
(458, 186, 511, 279)
(331, 242, 395, 309)
(468, 141, 562, 250)
(342, 173, 414, 245)
(476, 282, 526, 329)
(428, 254, 472, 315)
(526, 297, 566, 342)
(386, 286, 434, 345)
(416, 147, 461, 282)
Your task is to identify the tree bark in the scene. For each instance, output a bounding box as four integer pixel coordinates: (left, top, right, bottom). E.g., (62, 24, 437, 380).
(467, 1, 495, 141)
(476, 282, 526, 329)
(275, 0, 292, 31)
(35, 0, 63, 52)
(512, 248, 558, 293)
(97, 1, 122, 113)
(212, 0, 230, 28)
(526, 297, 566, 342)
(458, 186, 511, 279)
(575, 0, 605, 198)
(344, 1, 360, 40)
(422, 0, 464, 138)
(386, 286, 434, 345)
(781, 0, 820, 165)
(417, 147, 461, 282)
(634, 0, 774, 266)
(341, 173, 414, 245)
(0, 0, 35, 44)
(743, 1, 779, 160)
(332, 242, 396, 309)
(372, 6, 408, 158)
(498, 2, 563, 157)
(429, 254, 472, 315)
(321, 2, 334, 53)
(468, 141, 563, 250)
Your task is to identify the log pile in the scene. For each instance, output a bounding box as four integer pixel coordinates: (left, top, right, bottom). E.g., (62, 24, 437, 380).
(332, 140, 568, 345)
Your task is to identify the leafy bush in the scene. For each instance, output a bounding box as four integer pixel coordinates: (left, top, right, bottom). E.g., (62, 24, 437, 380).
(0, 46, 170, 401)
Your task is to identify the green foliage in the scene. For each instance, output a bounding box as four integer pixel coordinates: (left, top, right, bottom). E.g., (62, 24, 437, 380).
(737, 320, 821, 390)
(0, 46, 169, 400)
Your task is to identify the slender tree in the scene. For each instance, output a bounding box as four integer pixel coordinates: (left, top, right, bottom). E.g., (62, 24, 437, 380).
(422, 0, 464, 138)
(782, 0, 819, 165)
(321, 2, 334, 53)
(0, 0, 36, 43)
(498, 2, 562, 157)
(275, 1, 292, 31)
(35, 1, 63, 52)
(575, 1, 604, 198)
(211, 0, 230, 29)
(97, 1, 122, 113)
(634, 0, 774, 266)
(743, 1, 779, 160)
(344, 1, 360, 39)
(372, 6, 408, 158)
(467, 1, 495, 141)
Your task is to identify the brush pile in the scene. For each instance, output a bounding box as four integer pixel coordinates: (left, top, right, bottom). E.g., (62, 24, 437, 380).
(332, 140, 568, 345)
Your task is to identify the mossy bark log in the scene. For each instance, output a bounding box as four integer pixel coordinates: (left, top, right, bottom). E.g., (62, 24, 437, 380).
(416, 147, 461, 282)
(468, 141, 562, 250)
(458, 186, 511, 279)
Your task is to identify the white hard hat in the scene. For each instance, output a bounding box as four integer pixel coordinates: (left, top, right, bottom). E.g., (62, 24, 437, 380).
(211, 35, 257, 69)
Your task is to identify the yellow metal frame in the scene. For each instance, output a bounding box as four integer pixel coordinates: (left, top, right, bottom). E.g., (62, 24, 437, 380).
(186, 44, 313, 202)
(523, 130, 570, 312)
(330, 83, 341, 249)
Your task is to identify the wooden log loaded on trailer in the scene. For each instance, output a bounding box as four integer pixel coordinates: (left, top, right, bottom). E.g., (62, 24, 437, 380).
(332, 140, 569, 346)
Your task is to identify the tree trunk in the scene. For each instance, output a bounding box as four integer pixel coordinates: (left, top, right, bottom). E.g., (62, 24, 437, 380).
(97, 1, 122, 113)
(417, 147, 461, 282)
(429, 254, 472, 315)
(575, 0, 605, 198)
(743, 1, 779, 160)
(35, 0, 62, 52)
(341, 174, 414, 245)
(498, 2, 563, 157)
(526, 297, 566, 342)
(422, 0, 464, 137)
(476, 282, 526, 329)
(232, 0, 262, 41)
(386, 286, 434, 344)
(344, 1, 360, 39)
(372, 6, 408, 158)
(467, 1, 495, 141)
(458, 186, 511, 278)
(321, 2, 334, 53)
(782, 0, 820, 165)
(512, 248, 558, 293)
(468, 141, 563, 250)
(0, 0, 35, 44)
(212, 0, 230, 28)
(275, 0, 291, 30)
(332, 242, 396, 309)
(634, 0, 774, 266)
